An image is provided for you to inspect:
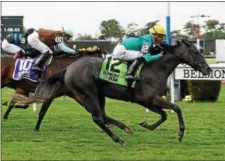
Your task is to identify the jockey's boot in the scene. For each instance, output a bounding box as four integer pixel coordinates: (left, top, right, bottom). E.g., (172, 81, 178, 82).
(125, 57, 145, 80)
(32, 51, 51, 71)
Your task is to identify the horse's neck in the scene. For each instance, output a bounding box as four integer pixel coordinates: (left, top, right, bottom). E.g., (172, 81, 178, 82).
(51, 56, 81, 68)
(143, 53, 181, 80)
(161, 53, 181, 78)
(45, 56, 81, 79)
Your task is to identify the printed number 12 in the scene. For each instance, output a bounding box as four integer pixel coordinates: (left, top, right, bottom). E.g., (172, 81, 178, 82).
(106, 56, 112, 70)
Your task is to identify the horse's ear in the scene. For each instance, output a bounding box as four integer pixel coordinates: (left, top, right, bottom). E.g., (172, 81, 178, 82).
(182, 39, 191, 47)
(176, 40, 181, 46)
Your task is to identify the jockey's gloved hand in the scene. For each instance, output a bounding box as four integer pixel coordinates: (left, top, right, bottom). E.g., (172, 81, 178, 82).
(153, 43, 165, 51)
(24, 49, 33, 57)
(72, 49, 77, 55)
(161, 43, 170, 50)
(159, 51, 167, 56)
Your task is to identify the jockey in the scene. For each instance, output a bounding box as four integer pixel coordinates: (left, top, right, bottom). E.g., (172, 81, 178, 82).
(25, 27, 76, 71)
(1, 33, 25, 58)
(112, 24, 167, 80)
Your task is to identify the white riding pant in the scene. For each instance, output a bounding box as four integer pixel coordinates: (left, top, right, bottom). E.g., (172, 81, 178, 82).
(1, 39, 22, 54)
(27, 31, 52, 54)
(112, 44, 143, 61)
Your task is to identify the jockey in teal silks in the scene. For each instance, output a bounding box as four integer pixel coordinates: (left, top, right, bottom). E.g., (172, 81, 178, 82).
(112, 24, 167, 80)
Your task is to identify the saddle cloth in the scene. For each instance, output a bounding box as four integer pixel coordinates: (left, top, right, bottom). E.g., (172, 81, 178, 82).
(13, 59, 45, 82)
(99, 55, 143, 88)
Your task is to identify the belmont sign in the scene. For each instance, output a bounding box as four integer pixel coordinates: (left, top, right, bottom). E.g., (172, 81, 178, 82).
(175, 64, 225, 80)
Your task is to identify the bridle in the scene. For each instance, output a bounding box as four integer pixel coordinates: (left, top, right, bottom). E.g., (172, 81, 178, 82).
(185, 45, 205, 71)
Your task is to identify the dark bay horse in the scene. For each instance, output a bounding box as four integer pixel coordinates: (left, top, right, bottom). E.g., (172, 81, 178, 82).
(15, 40, 212, 146)
(1, 50, 103, 119)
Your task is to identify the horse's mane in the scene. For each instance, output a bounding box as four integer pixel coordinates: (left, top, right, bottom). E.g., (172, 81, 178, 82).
(143, 45, 180, 69)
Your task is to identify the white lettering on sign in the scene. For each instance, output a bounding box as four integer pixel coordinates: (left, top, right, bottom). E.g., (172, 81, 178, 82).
(175, 64, 225, 80)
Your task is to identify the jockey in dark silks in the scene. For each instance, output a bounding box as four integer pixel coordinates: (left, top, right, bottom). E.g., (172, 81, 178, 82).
(112, 24, 168, 80)
(1, 33, 25, 58)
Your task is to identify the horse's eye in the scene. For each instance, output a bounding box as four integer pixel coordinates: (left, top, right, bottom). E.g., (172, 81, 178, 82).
(195, 50, 201, 55)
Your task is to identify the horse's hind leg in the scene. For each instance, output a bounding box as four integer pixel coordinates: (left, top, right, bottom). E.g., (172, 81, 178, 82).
(103, 112, 133, 134)
(139, 107, 167, 131)
(34, 99, 53, 131)
(91, 107, 127, 146)
(99, 94, 133, 134)
(75, 90, 127, 146)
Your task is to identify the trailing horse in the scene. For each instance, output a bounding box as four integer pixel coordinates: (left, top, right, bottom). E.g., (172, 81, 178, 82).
(14, 40, 212, 146)
(1, 48, 103, 119)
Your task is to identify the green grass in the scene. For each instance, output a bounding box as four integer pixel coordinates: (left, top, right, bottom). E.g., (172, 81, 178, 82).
(1, 85, 225, 160)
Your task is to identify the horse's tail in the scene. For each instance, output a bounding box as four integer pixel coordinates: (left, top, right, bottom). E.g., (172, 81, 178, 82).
(13, 68, 67, 104)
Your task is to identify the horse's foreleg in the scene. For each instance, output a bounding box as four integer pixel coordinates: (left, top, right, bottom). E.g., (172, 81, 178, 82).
(139, 107, 167, 131)
(152, 96, 185, 142)
(34, 99, 53, 131)
(13, 89, 30, 109)
(3, 88, 28, 119)
(3, 97, 29, 120)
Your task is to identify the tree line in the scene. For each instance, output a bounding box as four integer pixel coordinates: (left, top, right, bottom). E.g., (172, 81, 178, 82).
(75, 19, 225, 41)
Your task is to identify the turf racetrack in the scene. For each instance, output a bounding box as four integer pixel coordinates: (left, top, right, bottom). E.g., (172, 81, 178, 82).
(1, 85, 225, 160)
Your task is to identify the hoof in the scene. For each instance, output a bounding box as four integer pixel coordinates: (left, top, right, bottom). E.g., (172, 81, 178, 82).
(139, 122, 155, 131)
(34, 128, 40, 132)
(139, 121, 147, 127)
(124, 127, 133, 134)
(107, 124, 115, 128)
(178, 136, 183, 142)
(178, 132, 184, 142)
(3, 116, 8, 120)
(147, 126, 155, 131)
(23, 106, 29, 109)
(120, 141, 128, 147)
(2, 101, 8, 106)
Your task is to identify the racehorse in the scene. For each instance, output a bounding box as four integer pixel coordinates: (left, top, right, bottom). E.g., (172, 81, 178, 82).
(14, 40, 212, 146)
(0, 53, 28, 109)
(1, 48, 103, 120)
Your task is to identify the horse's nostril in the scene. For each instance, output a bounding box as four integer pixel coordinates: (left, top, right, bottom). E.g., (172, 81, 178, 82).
(204, 67, 212, 75)
(207, 67, 212, 73)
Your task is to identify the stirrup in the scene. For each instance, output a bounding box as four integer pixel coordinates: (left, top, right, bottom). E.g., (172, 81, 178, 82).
(125, 74, 138, 80)
(32, 65, 43, 71)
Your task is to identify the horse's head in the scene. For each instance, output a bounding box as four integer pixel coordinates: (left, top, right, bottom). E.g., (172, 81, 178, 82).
(170, 40, 212, 75)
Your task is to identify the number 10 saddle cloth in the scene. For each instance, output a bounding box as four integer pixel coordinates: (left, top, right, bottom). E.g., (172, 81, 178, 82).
(13, 58, 48, 82)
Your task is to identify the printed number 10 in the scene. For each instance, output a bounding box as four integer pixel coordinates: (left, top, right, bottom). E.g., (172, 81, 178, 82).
(19, 60, 33, 71)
